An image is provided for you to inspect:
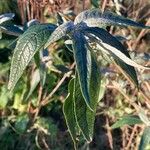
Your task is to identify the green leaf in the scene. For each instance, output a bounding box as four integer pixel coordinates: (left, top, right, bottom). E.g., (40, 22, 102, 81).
(91, 0, 100, 8)
(63, 79, 78, 149)
(139, 127, 150, 150)
(0, 86, 10, 108)
(25, 69, 40, 101)
(84, 27, 139, 86)
(0, 24, 23, 37)
(0, 28, 2, 39)
(138, 110, 150, 126)
(74, 9, 150, 29)
(35, 117, 58, 137)
(8, 23, 56, 90)
(44, 21, 74, 48)
(15, 114, 29, 133)
(111, 116, 143, 129)
(72, 32, 92, 109)
(98, 77, 107, 102)
(74, 53, 101, 142)
(0, 13, 15, 24)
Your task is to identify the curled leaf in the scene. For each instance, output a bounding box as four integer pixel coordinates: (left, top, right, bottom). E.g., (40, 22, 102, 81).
(74, 9, 150, 29)
(0, 13, 15, 24)
(0, 25, 23, 37)
(84, 27, 150, 86)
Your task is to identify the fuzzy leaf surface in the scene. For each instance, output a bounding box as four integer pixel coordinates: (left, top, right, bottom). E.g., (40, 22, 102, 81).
(8, 24, 56, 90)
(44, 21, 74, 48)
(0, 24, 23, 36)
(74, 9, 150, 29)
(63, 79, 78, 149)
(0, 13, 15, 24)
(72, 32, 92, 109)
(74, 53, 101, 141)
(84, 27, 140, 86)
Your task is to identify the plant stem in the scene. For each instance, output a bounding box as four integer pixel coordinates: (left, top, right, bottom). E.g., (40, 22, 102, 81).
(41, 62, 75, 106)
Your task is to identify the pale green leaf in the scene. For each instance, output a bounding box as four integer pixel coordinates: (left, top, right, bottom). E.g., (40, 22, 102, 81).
(138, 110, 150, 126)
(98, 77, 107, 102)
(74, 9, 150, 29)
(84, 27, 140, 86)
(139, 127, 150, 150)
(0, 86, 9, 108)
(8, 24, 56, 90)
(111, 116, 142, 129)
(0, 13, 15, 24)
(25, 69, 40, 101)
(44, 21, 74, 48)
(63, 79, 78, 149)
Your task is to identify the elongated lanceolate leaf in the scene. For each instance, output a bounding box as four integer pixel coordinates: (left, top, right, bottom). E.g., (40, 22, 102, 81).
(0, 13, 15, 24)
(111, 116, 142, 129)
(25, 69, 40, 101)
(87, 28, 150, 71)
(74, 54, 101, 141)
(74, 9, 150, 29)
(0, 24, 23, 37)
(84, 27, 145, 86)
(8, 24, 56, 90)
(63, 79, 78, 149)
(44, 21, 74, 48)
(139, 127, 150, 150)
(72, 32, 92, 110)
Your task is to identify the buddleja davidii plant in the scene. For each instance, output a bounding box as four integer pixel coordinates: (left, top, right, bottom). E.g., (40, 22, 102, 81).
(8, 9, 150, 149)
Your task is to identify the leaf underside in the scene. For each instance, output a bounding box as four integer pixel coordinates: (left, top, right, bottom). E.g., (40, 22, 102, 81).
(8, 24, 56, 90)
(44, 21, 74, 49)
(74, 9, 150, 29)
(84, 27, 139, 86)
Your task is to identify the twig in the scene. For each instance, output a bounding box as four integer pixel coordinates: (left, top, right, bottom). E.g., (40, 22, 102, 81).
(133, 19, 150, 50)
(102, 0, 107, 12)
(82, 0, 85, 10)
(41, 62, 75, 106)
(114, 62, 135, 87)
(106, 117, 113, 149)
(107, 82, 140, 112)
(126, 125, 138, 149)
(114, 62, 150, 104)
